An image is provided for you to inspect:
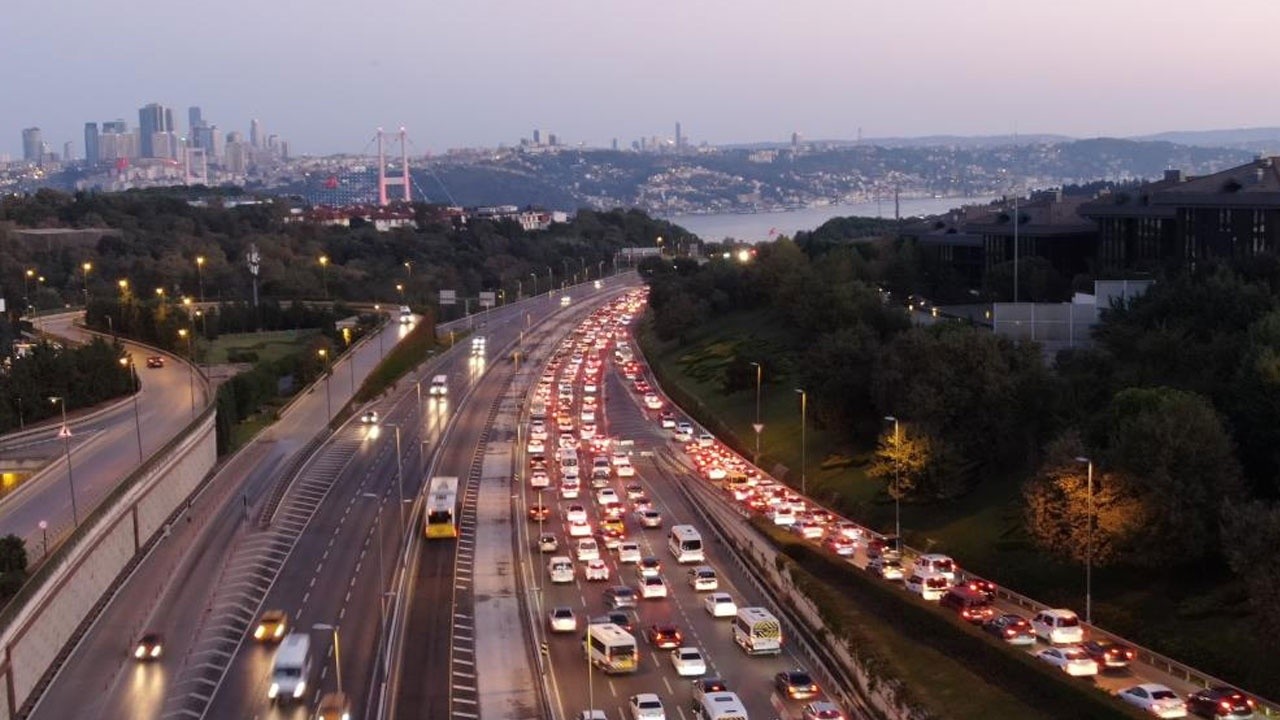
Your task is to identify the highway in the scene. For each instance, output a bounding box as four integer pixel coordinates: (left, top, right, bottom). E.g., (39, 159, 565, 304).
(0, 313, 205, 555)
(514, 300, 814, 720)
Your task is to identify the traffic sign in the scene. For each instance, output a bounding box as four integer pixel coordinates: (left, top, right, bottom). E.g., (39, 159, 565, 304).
(752, 423, 764, 434)
(58, 425, 72, 439)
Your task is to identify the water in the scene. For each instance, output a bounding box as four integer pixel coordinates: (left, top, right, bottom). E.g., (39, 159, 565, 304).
(668, 196, 999, 242)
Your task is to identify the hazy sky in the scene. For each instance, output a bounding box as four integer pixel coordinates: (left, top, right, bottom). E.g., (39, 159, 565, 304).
(5, 0, 1280, 158)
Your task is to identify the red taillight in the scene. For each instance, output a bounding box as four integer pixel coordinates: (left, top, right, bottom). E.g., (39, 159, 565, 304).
(1005, 629, 1016, 636)
(1220, 701, 1232, 711)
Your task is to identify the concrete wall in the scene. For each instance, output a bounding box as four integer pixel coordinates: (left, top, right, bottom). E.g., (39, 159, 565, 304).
(0, 409, 216, 719)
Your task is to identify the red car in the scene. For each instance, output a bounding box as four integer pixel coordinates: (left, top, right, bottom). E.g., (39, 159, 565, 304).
(645, 624, 682, 649)
(145, 356, 165, 368)
(528, 505, 550, 522)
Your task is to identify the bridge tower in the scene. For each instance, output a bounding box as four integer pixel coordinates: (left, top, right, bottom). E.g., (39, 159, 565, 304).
(377, 127, 411, 206)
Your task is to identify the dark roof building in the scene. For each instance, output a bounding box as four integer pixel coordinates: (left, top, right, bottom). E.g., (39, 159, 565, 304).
(964, 190, 1098, 281)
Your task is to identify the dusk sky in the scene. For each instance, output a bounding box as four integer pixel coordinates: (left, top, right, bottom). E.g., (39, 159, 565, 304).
(5, 0, 1279, 158)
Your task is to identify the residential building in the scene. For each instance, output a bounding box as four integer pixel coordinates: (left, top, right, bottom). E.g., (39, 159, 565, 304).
(964, 190, 1098, 280)
(22, 127, 43, 163)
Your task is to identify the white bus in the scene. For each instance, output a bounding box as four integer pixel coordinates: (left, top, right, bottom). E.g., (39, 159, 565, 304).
(696, 691, 750, 720)
(429, 374, 448, 396)
(732, 607, 782, 655)
(584, 623, 638, 674)
(668, 525, 705, 564)
(424, 476, 459, 539)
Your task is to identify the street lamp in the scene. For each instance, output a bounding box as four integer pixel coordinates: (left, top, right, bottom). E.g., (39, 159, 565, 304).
(396, 283, 404, 302)
(318, 348, 331, 420)
(319, 255, 330, 299)
(120, 356, 143, 461)
(528, 272, 537, 297)
(24, 268, 34, 311)
(178, 328, 194, 415)
(382, 423, 407, 536)
(403, 261, 412, 279)
(360, 492, 388, 633)
(81, 262, 92, 305)
(311, 623, 343, 695)
(1075, 456, 1094, 625)
(794, 388, 807, 496)
(545, 266, 553, 297)
(49, 396, 79, 527)
(750, 362, 763, 465)
(195, 255, 205, 303)
(884, 415, 902, 552)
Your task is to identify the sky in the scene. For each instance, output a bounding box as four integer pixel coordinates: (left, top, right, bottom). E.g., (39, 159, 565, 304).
(5, 0, 1280, 159)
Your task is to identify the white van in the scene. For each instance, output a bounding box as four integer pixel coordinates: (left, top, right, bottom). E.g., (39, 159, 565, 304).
(267, 633, 311, 701)
(914, 553, 957, 582)
(694, 691, 749, 720)
(548, 556, 575, 583)
(904, 569, 951, 601)
(732, 607, 782, 655)
(1031, 608, 1085, 645)
(668, 525, 705, 563)
(429, 374, 448, 396)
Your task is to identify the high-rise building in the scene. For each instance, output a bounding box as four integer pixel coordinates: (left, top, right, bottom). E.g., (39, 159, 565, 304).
(207, 126, 224, 161)
(63, 141, 73, 163)
(138, 103, 173, 157)
(533, 128, 541, 145)
(547, 133, 558, 147)
(675, 122, 682, 151)
(188, 106, 202, 133)
(102, 119, 127, 135)
(22, 127, 43, 163)
(250, 119, 261, 149)
(84, 122, 100, 164)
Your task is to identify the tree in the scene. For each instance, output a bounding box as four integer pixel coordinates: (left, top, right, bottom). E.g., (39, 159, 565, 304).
(0, 534, 28, 600)
(1220, 500, 1280, 638)
(866, 423, 967, 501)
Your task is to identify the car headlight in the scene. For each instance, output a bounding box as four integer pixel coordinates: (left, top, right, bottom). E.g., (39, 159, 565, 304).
(135, 646, 146, 658)
(254, 626, 265, 639)
(268, 683, 280, 698)
(275, 626, 284, 638)
(293, 681, 306, 698)
(151, 646, 162, 657)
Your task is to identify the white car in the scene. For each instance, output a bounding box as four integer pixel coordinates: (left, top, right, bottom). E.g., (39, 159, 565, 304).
(639, 576, 668, 599)
(529, 421, 548, 441)
(642, 394, 663, 410)
(559, 433, 578, 449)
(1031, 609, 1085, 645)
(638, 510, 663, 528)
(670, 646, 708, 677)
(1116, 684, 1187, 719)
(687, 566, 718, 591)
(704, 592, 737, 618)
(616, 461, 635, 478)
(529, 470, 550, 488)
(527, 439, 545, 454)
(585, 558, 610, 581)
(576, 538, 600, 562)
(580, 424, 597, 440)
(617, 542, 642, 564)
(697, 433, 714, 447)
(566, 504, 588, 524)
(629, 693, 666, 720)
(359, 410, 379, 424)
(561, 483, 581, 500)
(611, 450, 630, 466)
(568, 520, 592, 537)
(549, 606, 577, 633)
(538, 534, 559, 553)
(673, 423, 693, 441)
(1035, 646, 1099, 677)
(580, 409, 596, 424)
(597, 488, 620, 505)
(583, 381, 598, 394)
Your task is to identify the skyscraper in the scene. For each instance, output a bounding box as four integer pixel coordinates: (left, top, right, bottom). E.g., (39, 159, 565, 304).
(84, 122, 100, 164)
(675, 122, 682, 152)
(250, 119, 261, 149)
(533, 129, 541, 145)
(138, 103, 173, 157)
(22, 127, 43, 163)
(63, 141, 73, 163)
(188, 106, 202, 133)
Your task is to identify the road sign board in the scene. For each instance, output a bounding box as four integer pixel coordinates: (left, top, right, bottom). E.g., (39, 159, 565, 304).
(58, 425, 72, 439)
(478, 291, 496, 309)
(752, 423, 764, 434)
(439, 289, 457, 306)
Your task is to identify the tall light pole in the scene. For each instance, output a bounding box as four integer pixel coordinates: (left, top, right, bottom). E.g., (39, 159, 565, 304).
(794, 388, 807, 496)
(312, 623, 343, 695)
(319, 254, 330, 299)
(884, 416, 902, 552)
(396, 283, 404, 303)
(178, 328, 194, 415)
(545, 266, 553, 298)
(403, 260, 412, 279)
(120, 356, 143, 461)
(24, 268, 34, 312)
(318, 348, 332, 420)
(81, 262, 92, 306)
(1075, 456, 1094, 625)
(750, 362, 763, 465)
(195, 255, 206, 303)
(50, 396, 79, 527)
(528, 272, 537, 297)
(360, 492, 388, 635)
(383, 423, 407, 536)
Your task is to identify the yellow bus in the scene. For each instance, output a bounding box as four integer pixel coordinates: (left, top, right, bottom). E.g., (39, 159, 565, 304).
(424, 476, 459, 539)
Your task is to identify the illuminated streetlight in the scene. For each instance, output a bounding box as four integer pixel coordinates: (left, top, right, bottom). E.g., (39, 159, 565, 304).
(49, 396, 79, 527)
(81, 262, 92, 304)
(311, 623, 344, 695)
(750, 362, 763, 465)
(195, 255, 206, 303)
(318, 348, 331, 419)
(120, 356, 143, 461)
(319, 255, 330, 299)
(178, 329, 194, 415)
(884, 416, 902, 552)
(794, 388, 807, 496)
(1075, 456, 1094, 625)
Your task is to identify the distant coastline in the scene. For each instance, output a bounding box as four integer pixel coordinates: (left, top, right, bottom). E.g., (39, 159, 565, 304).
(669, 195, 999, 243)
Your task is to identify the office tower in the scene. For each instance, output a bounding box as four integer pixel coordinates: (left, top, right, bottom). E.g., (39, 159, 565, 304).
(102, 119, 127, 134)
(278, 140, 289, 160)
(548, 133, 558, 147)
(84, 123, 100, 164)
(63, 141, 73, 163)
(22, 127, 43, 163)
(225, 139, 249, 173)
(533, 129, 541, 145)
(250, 119, 261, 149)
(138, 103, 173, 157)
(612, 138, 618, 151)
(675, 122, 682, 151)
(188, 106, 202, 133)
(208, 126, 224, 161)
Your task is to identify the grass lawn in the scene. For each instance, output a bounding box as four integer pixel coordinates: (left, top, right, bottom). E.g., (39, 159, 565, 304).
(203, 329, 319, 364)
(639, 309, 1278, 698)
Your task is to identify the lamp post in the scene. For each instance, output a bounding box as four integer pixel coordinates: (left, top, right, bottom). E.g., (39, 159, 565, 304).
(312, 623, 343, 695)
(81, 262, 92, 305)
(794, 388, 807, 495)
(545, 266, 553, 298)
(383, 423, 407, 536)
(319, 255, 330, 299)
(38, 520, 48, 559)
(403, 260, 412, 279)
(1075, 456, 1094, 625)
(178, 328, 194, 415)
(195, 255, 205, 303)
(884, 415, 902, 552)
(360, 492, 388, 634)
(24, 269, 34, 312)
(120, 356, 143, 461)
(50, 396, 79, 527)
(528, 272, 537, 297)
(318, 348, 332, 420)
(750, 362, 763, 465)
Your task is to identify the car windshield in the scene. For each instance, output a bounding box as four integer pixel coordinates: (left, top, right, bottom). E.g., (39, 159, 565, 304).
(1064, 649, 1088, 660)
(790, 672, 814, 685)
(1151, 690, 1177, 700)
(1057, 615, 1079, 627)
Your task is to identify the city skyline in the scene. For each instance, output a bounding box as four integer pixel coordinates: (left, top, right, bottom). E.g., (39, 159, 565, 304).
(4, 0, 1280, 159)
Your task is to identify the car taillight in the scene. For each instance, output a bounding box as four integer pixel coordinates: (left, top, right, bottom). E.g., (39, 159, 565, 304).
(1005, 629, 1016, 636)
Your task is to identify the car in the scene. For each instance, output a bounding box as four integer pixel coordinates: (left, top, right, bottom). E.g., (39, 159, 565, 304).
(611, 450, 631, 466)
(646, 624, 683, 648)
(528, 504, 550, 522)
(549, 606, 577, 633)
(1035, 646, 1099, 677)
(134, 632, 164, 660)
(616, 462, 636, 478)
(1081, 639, 1137, 670)
(704, 592, 737, 618)
(865, 535, 899, 559)
(825, 535, 856, 556)
(577, 711, 608, 720)
(674, 423, 693, 441)
(585, 558, 610, 581)
(637, 557, 662, 578)
(146, 355, 165, 368)
(691, 677, 728, 703)
(568, 520, 592, 537)
(802, 701, 848, 720)
(576, 537, 601, 562)
(628, 693, 666, 720)
(631, 497, 654, 514)
(638, 510, 663, 528)
(359, 410, 379, 424)
(961, 578, 997, 600)
(1116, 684, 1188, 718)
(590, 610, 639, 633)
(603, 585, 638, 609)
(982, 613, 1036, 645)
(254, 609, 288, 642)
(529, 420, 548, 440)
(1185, 686, 1257, 719)
(866, 555, 904, 580)
(659, 412, 676, 429)
(538, 534, 559, 553)
(697, 432, 715, 447)
(617, 542, 641, 564)
(775, 669, 820, 700)
(624, 483, 645, 499)
(527, 438, 546, 454)
(566, 504, 588, 524)
(1031, 609, 1085, 645)
(639, 575, 668, 599)
(596, 488, 620, 505)
(642, 394, 663, 410)
(316, 691, 352, 720)
(670, 646, 707, 676)
(687, 566, 718, 591)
